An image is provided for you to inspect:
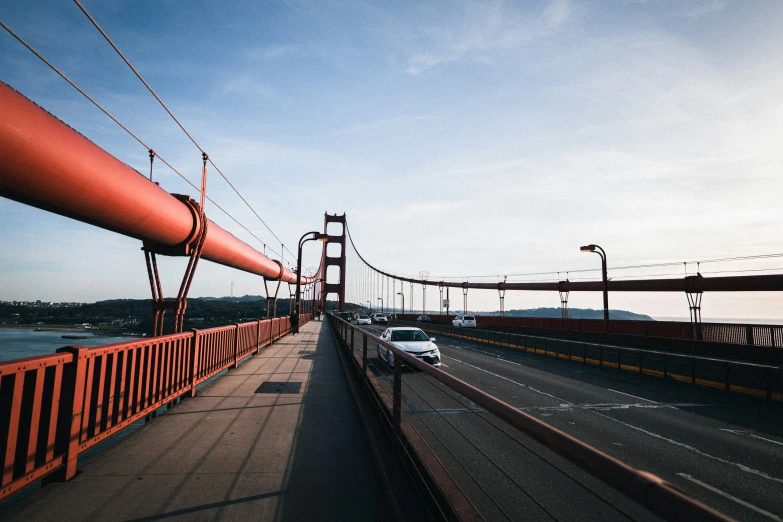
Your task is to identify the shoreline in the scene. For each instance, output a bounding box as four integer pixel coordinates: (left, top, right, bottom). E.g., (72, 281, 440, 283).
(0, 325, 131, 335)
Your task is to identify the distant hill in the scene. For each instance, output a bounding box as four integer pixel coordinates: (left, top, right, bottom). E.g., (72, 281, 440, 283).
(98, 295, 267, 304)
(189, 295, 266, 303)
(498, 308, 654, 321)
(4, 296, 343, 335)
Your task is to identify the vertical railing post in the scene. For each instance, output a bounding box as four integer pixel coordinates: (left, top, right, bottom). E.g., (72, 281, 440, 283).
(392, 352, 402, 446)
(351, 326, 355, 354)
(53, 345, 89, 482)
(190, 329, 200, 397)
(233, 323, 240, 369)
(362, 335, 368, 374)
(256, 320, 261, 354)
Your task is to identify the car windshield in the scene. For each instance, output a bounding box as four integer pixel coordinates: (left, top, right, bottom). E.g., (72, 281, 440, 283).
(359, 315, 369, 319)
(464, 316, 475, 321)
(375, 314, 384, 318)
(390, 330, 430, 342)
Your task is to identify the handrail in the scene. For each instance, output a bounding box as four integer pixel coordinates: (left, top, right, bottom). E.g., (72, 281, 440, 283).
(329, 314, 731, 521)
(0, 314, 310, 502)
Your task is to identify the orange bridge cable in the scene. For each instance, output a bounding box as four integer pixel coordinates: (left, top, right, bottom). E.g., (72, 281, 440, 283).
(351, 220, 783, 281)
(347, 223, 783, 291)
(418, 254, 783, 281)
(72, 0, 297, 261)
(207, 158, 296, 260)
(0, 19, 286, 261)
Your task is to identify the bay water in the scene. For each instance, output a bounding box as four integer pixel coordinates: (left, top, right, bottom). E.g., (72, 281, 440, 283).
(0, 328, 126, 362)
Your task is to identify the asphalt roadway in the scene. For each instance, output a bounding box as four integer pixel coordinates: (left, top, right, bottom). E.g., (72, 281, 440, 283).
(358, 323, 783, 522)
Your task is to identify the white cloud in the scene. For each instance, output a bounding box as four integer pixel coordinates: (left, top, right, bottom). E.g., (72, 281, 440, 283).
(334, 114, 433, 134)
(675, 0, 726, 19)
(405, 0, 572, 74)
(221, 74, 277, 99)
(243, 44, 301, 61)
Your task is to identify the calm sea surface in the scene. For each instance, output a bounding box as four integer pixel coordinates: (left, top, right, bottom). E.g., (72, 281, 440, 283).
(0, 328, 124, 362)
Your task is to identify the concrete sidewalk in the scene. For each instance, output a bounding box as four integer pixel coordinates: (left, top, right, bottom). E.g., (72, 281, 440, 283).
(5, 320, 396, 522)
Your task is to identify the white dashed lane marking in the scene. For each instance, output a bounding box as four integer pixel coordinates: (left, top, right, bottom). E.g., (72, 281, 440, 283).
(441, 354, 572, 404)
(677, 473, 783, 522)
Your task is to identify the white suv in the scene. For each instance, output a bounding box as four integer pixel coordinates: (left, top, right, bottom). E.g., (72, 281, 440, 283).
(452, 315, 476, 328)
(372, 313, 388, 324)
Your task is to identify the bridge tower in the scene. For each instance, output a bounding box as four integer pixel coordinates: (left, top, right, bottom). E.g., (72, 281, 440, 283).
(320, 213, 347, 311)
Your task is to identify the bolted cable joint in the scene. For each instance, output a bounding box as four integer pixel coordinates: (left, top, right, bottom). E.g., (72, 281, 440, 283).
(199, 152, 209, 211)
(148, 149, 156, 181)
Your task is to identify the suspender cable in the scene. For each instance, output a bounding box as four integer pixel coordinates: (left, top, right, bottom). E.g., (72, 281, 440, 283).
(73, 0, 297, 261)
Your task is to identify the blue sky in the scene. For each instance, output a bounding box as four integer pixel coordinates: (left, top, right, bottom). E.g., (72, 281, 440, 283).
(1, 0, 782, 320)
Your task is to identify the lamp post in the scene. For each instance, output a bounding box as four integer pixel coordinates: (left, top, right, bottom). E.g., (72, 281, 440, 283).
(378, 297, 383, 313)
(396, 292, 404, 315)
(366, 301, 371, 313)
(296, 231, 328, 321)
(580, 244, 609, 331)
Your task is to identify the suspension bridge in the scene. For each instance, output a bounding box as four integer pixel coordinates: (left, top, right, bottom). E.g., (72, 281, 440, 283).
(1, 5, 783, 521)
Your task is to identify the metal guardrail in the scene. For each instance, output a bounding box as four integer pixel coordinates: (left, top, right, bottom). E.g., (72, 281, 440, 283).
(329, 314, 731, 522)
(401, 321, 783, 402)
(396, 314, 783, 348)
(0, 314, 310, 501)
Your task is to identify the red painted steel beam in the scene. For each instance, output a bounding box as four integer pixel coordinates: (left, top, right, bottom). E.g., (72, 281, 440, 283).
(0, 82, 314, 284)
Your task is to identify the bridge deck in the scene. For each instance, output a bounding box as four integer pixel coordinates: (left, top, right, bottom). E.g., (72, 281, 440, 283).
(4, 320, 395, 521)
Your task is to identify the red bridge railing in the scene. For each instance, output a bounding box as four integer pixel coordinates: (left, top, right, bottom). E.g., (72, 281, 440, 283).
(0, 314, 309, 501)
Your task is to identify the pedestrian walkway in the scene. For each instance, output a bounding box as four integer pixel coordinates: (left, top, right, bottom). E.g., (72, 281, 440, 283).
(4, 320, 396, 521)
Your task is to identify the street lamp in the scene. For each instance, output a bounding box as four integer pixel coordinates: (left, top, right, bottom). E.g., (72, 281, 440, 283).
(296, 231, 328, 320)
(396, 292, 404, 315)
(366, 301, 371, 312)
(378, 297, 383, 313)
(580, 244, 609, 330)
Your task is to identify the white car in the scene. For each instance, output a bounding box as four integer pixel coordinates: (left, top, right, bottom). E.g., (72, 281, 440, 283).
(356, 314, 372, 325)
(372, 313, 388, 324)
(377, 327, 441, 367)
(452, 315, 476, 328)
